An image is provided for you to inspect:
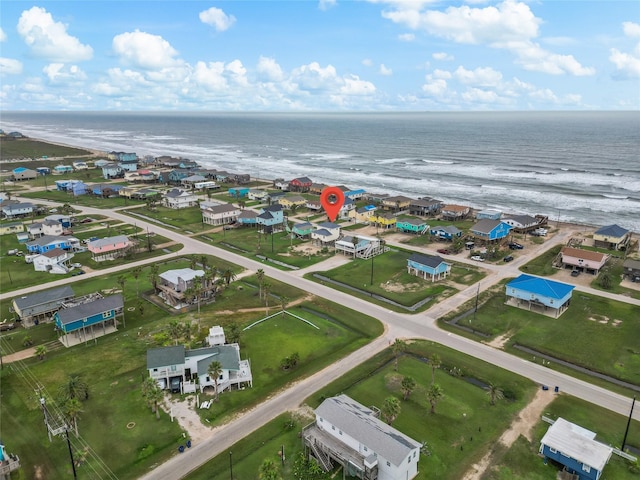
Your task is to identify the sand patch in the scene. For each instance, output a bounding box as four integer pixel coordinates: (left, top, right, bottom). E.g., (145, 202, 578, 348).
(485, 331, 513, 349)
(381, 281, 423, 293)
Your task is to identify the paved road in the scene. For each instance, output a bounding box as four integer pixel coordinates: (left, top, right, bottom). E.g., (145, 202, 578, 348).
(5, 200, 639, 479)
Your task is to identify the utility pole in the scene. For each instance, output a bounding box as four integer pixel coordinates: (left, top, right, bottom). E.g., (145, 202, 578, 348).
(65, 428, 78, 479)
(370, 254, 374, 286)
(473, 283, 480, 322)
(229, 451, 233, 480)
(622, 396, 636, 451)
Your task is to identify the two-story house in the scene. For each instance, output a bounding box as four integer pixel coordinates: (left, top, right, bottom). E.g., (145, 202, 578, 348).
(381, 195, 412, 213)
(593, 224, 631, 251)
(559, 247, 608, 275)
(469, 219, 512, 243)
(162, 188, 198, 209)
(396, 217, 429, 235)
(288, 177, 313, 192)
(33, 248, 74, 274)
(12, 285, 75, 326)
(87, 235, 133, 261)
(257, 204, 285, 233)
(311, 222, 341, 246)
(441, 204, 471, 221)
(409, 198, 442, 217)
(201, 203, 241, 226)
(26, 235, 72, 254)
(407, 253, 451, 282)
(505, 274, 574, 318)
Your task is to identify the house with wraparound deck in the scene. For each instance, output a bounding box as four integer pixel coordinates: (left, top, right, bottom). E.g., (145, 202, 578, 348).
(54, 294, 125, 347)
(593, 224, 631, 251)
(505, 274, 574, 318)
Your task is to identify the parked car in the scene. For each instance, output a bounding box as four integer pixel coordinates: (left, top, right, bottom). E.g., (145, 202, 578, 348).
(571, 269, 580, 277)
(508, 242, 524, 250)
(503, 255, 514, 262)
(471, 255, 485, 262)
(170, 377, 181, 393)
(80, 218, 93, 223)
(7, 249, 18, 256)
(437, 249, 450, 255)
(0, 322, 16, 332)
(71, 263, 82, 268)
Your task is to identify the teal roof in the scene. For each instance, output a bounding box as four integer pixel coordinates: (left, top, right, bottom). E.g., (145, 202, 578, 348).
(507, 274, 574, 300)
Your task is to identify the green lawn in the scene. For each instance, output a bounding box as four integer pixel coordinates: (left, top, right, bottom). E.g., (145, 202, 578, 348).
(0, 137, 93, 161)
(20, 188, 147, 209)
(124, 205, 207, 233)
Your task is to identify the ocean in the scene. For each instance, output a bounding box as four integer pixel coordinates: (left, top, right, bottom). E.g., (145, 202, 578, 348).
(2, 111, 639, 231)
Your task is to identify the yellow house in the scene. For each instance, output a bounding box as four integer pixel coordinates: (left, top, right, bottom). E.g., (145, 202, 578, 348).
(593, 224, 631, 250)
(348, 205, 377, 224)
(0, 222, 25, 235)
(371, 212, 397, 229)
(278, 195, 307, 209)
(381, 195, 412, 212)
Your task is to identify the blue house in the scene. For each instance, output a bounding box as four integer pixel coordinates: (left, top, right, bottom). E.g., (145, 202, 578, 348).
(257, 204, 284, 232)
(54, 165, 74, 174)
(237, 210, 258, 226)
(407, 253, 451, 282)
(505, 274, 574, 318)
(470, 219, 512, 241)
(26, 235, 72, 254)
(430, 225, 462, 241)
(118, 158, 138, 172)
(345, 189, 366, 200)
(36, 167, 51, 175)
(101, 163, 123, 179)
(539, 417, 613, 480)
(92, 184, 124, 197)
(109, 151, 137, 162)
(228, 187, 250, 198)
(476, 209, 502, 220)
(167, 169, 191, 184)
(54, 294, 125, 347)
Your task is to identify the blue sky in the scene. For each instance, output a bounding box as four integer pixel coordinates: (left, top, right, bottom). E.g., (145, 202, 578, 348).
(1, 1, 638, 111)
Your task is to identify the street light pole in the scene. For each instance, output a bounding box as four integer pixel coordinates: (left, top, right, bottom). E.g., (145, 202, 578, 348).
(370, 254, 374, 286)
(229, 451, 233, 480)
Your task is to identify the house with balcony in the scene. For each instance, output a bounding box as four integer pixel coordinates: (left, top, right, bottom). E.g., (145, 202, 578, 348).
(338, 197, 356, 220)
(476, 209, 502, 220)
(146, 330, 252, 394)
(311, 222, 341, 246)
(181, 174, 206, 188)
(92, 184, 124, 197)
(306, 200, 323, 212)
(228, 187, 250, 198)
(302, 394, 421, 480)
(593, 224, 631, 251)
(33, 248, 74, 274)
(201, 203, 241, 226)
(101, 163, 123, 179)
(257, 204, 285, 233)
(44, 214, 72, 228)
(27, 220, 63, 239)
(559, 247, 608, 275)
(539, 417, 613, 480)
(278, 195, 307, 210)
(371, 212, 397, 230)
(441, 204, 470, 221)
(309, 183, 327, 195)
(430, 225, 462, 241)
(396, 217, 429, 235)
(26, 235, 72, 254)
(12, 285, 75, 327)
(335, 235, 385, 259)
(162, 188, 198, 209)
(54, 165, 74, 174)
(288, 176, 313, 192)
(87, 235, 133, 261)
(407, 253, 451, 282)
(470, 219, 512, 242)
(289, 221, 314, 239)
(381, 195, 412, 213)
(409, 198, 442, 217)
(157, 268, 207, 307)
(237, 209, 258, 227)
(502, 214, 540, 233)
(2, 202, 34, 219)
(248, 189, 269, 201)
(54, 294, 125, 347)
(349, 205, 377, 224)
(12, 167, 38, 181)
(505, 274, 574, 318)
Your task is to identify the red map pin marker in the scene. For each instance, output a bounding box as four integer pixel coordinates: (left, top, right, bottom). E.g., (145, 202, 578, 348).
(320, 186, 345, 222)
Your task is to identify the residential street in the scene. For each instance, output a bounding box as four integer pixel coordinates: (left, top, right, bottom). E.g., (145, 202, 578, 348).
(3, 200, 639, 480)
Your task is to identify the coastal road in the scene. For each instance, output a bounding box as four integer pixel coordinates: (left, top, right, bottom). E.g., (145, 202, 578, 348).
(6, 199, 640, 479)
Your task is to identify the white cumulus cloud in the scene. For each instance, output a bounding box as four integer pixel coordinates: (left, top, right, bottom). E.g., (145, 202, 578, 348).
(0, 27, 7, 42)
(43, 63, 87, 83)
(0, 58, 23, 75)
(112, 30, 181, 70)
(432, 52, 453, 61)
(454, 66, 502, 86)
(17, 6, 93, 62)
(256, 56, 284, 82)
(341, 75, 376, 95)
(609, 22, 640, 79)
(379, 64, 393, 75)
(199, 7, 236, 32)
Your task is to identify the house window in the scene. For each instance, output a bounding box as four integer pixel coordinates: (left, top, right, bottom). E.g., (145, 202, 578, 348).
(582, 464, 591, 473)
(102, 311, 111, 318)
(363, 446, 368, 452)
(331, 426, 335, 431)
(549, 447, 557, 454)
(153, 368, 158, 372)
(339, 430, 342, 435)
(386, 461, 391, 467)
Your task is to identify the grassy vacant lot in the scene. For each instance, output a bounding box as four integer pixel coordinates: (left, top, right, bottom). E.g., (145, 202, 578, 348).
(188, 339, 538, 480)
(125, 205, 207, 233)
(0, 137, 93, 161)
(443, 288, 640, 386)
(306, 248, 484, 313)
(0, 256, 381, 479)
(20, 188, 147, 209)
(486, 395, 640, 480)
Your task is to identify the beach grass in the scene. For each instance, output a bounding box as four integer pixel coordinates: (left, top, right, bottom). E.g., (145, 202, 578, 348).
(0, 137, 93, 161)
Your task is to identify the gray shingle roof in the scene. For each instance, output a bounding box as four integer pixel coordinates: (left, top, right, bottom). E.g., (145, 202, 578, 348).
(147, 345, 186, 369)
(595, 224, 629, 237)
(408, 253, 445, 268)
(471, 219, 502, 234)
(13, 285, 75, 312)
(190, 345, 241, 375)
(26, 235, 68, 247)
(56, 294, 124, 325)
(316, 395, 420, 466)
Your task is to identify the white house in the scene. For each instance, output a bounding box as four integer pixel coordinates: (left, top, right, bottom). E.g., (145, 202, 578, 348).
(33, 248, 74, 274)
(162, 188, 198, 209)
(502, 214, 540, 232)
(201, 203, 241, 226)
(311, 222, 341, 246)
(303, 395, 421, 480)
(335, 234, 385, 258)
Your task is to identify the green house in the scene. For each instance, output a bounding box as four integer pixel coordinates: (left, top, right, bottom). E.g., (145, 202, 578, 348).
(290, 221, 314, 238)
(396, 217, 429, 234)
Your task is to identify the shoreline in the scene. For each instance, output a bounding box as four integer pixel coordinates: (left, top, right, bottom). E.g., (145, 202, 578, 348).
(3, 135, 635, 235)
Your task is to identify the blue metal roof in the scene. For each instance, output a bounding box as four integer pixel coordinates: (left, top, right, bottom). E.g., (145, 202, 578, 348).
(507, 274, 574, 300)
(595, 224, 629, 237)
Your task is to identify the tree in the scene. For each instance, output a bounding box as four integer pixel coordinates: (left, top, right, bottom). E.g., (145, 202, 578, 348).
(59, 374, 89, 402)
(391, 338, 406, 371)
(146, 381, 164, 419)
(167, 320, 183, 345)
(189, 255, 198, 270)
(258, 459, 281, 480)
(429, 353, 441, 385)
(486, 383, 504, 406)
(400, 376, 416, 401)
(280, 296, 289, 317)
(226, 323, 242, 345)
(599, 271, 612, 290)
(117, 275, 126, 294)
(221, 268, 236, 286)
(61, 397, 83, 436)
(200, 255, 209, 271)
(149, 264, 160, 293)
(381, 396, 401, 425)
(292, 451, 326, 480)
(132, 266, 142, 297)
(263, 281, 272, 311)
(426, 383, 444, 414)
(141, 377, 158, 410)
(35, 344, 47, 361)
(207, 361, 223, 402)
(256, 269, 266, 299)
(137, 301, 145, 317)
(193, 276, 204, 326)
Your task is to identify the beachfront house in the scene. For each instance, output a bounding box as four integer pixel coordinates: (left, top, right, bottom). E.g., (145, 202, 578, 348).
(54, 165, 74, 174)
(146, 340, 252, 394)
(396, 217, 429, 234)
(470, 219, 512, 242)
(441, 204, 471, 221)
(309, 183, 327, 195)
(55, 294, 125, 347)
(559, 247, 608, 275)
(502, 214, 540, 233)
(33, 248, 74, 274)
(345, 189, 366, 200)
(302, 394, 421, 480)
(311, 222, 341, 246)
(593, 224, 631, 251)
(430, 225, 462, 241)
(181, 174, 206, 188)
(407, 253, 451, 282)
(476, 209, 502, 220)
(12, 167, 38, 181)
(381, 195, 412, 213)
(0, 222, 24, 236)
(505, 274, 574, 318)
(288, 176, 313, 192)
(162, 188, 198, 209)
(539, 417, 613, 480)
(409, 198, 442, 217)
(12, 285, 75, 327)
(87, 235, 133, 261)
(201, 203, 241, 226)
(26, 235, 72, 254)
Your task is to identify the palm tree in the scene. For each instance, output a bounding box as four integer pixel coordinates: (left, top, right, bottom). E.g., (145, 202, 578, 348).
(35, 344, 47, 360)
(141, 377, 158, 410)
(280, 296, 289, 317)
(149, 264, 160, 293)
(222, 268, 236, 286)
(381, 396, 401, 425)
(190, 255, 198, 270)
(62, 397, 83, 436)
(200, 255, 209, 271)
(258, 459, 281, 480)
(192, 276, 204, 326)
(486, 383, 504, 406)
(256, 269, 265, 299)
(167, 320, 183, 345)
(429, 353, 441, 385)
(59, 374, 89, 401)
(147, 383, 164, 419)
(401, 376, 416, 401)
(426, 383, 444, 414)
(263, 281, 272, 312)
(207, 361, 223, 402)
(117, 275, 126, 294)
(132, 266, 142, 297)
(391, 338, 406, 371)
